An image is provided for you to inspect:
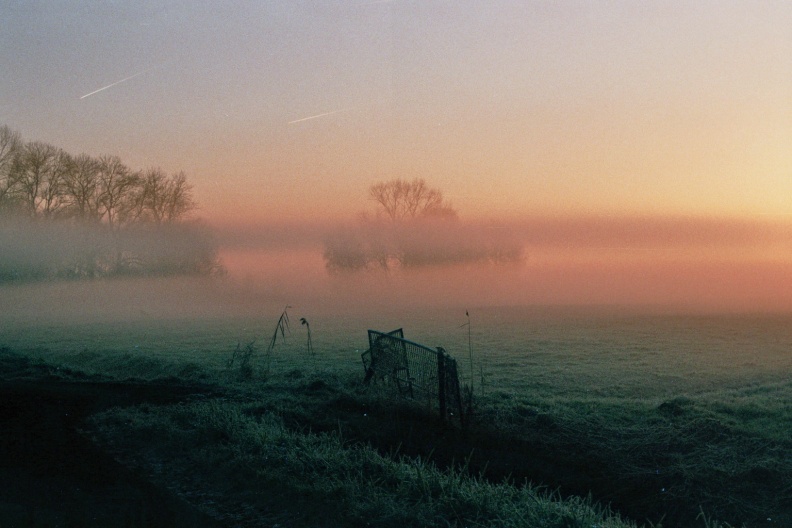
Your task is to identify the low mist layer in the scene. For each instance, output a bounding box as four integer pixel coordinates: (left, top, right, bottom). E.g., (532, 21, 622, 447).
(217, 213, 792, 314)
(0, 124, 221, 282)
(2, 214, 792, 328)
(0, 217, 221, 281)
(322, 219, 524, 271)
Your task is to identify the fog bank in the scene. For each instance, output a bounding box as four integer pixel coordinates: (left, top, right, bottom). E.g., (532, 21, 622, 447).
(3, 214, 792, 330)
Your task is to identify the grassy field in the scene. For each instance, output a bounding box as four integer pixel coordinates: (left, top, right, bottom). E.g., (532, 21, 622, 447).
(2, 306, 790, 527)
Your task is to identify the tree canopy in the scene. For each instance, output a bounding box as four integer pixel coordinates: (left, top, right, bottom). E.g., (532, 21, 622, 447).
(369, 178, 457, 222)
(0, 124, 221, 281)
(323, 178, 522, 272)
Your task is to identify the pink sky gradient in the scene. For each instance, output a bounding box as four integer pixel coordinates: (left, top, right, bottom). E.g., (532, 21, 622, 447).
(2, 2, 791, 311)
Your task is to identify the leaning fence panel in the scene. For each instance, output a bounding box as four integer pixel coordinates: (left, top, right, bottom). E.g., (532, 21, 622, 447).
(362, 329, 466, 426)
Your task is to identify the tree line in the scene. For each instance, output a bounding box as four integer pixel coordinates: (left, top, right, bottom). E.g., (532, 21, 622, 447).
(0, 124, 221, 281)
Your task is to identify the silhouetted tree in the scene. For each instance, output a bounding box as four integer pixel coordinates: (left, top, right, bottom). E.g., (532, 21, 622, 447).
(369, 178, 457, 222)
(14, 141, 61, 218)
(0, 124, 221, 281)
(9, 142, 71, 218)
(0, 125, 22, 212)
(40, 150, 72, 218)
(96, 155, 140, 228)
(138, 168, 195, 225)
(324, 179, 522, 271)
(63, 153, 100, 222)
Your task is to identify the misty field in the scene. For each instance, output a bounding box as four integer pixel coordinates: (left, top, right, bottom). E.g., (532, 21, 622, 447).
(2, 302, 791, 527)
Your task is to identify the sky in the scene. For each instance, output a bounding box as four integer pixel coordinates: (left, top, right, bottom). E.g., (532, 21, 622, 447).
(2, 1, 792, 311)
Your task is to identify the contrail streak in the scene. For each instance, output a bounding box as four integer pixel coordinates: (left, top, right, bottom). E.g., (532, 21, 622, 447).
(288, 108, 349, 125)
(80, 69, 150, 100)
(357, 0, 399, 5)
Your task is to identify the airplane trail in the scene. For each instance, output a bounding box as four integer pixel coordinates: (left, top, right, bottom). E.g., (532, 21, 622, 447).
(80, 69, 150, 100)
(288, 109, 350, 125)
(357, 0, 399, 5)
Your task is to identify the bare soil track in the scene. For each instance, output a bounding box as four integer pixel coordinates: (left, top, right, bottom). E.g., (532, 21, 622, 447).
(0, 353, 219, 527)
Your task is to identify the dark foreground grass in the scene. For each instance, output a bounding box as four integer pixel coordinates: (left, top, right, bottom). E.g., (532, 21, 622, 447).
(89, 399, 638, 528)
(231, 375, 791, 527)
(2, 346, 789, 527)
(0, 350, 221, 527)
(471, 390, 792, 526)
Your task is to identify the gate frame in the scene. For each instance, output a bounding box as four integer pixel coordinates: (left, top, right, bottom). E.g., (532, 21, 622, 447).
(362, 329, 466, 427)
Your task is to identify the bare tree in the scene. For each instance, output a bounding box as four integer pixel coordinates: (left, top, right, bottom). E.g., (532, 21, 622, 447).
(324, 178, 525, 271)
(0, 123, 221, 281)
(63, 153, 100, 221)
(138, 168, 195, 225)
(97, 155, 139, 228)
(163, 171, 196, 222)
(39, 149, 72, 218)
(15, 141, 61, 217)
(369, 178, 457, 222)
(0, 125, 22, 210)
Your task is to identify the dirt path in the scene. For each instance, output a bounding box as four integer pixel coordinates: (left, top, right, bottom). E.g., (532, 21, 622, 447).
(0, 372, 220, 527)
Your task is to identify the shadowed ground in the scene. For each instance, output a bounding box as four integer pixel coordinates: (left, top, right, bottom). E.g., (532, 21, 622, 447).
(2, 349, 788, 527)
(0, 354, 219, 527)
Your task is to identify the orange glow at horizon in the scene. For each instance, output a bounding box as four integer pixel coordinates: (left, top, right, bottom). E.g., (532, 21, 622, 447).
(190, 91, 792, 225)
(218, 246, 792, 314)
(4, 2, 791, 313)
(215, 213, 792, 314)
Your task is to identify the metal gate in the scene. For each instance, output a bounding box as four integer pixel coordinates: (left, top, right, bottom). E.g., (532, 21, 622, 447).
(362, 329, 465, 426)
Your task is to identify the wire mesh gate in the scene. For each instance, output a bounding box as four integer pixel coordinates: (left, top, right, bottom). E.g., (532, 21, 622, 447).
(362, 329, 465, 426)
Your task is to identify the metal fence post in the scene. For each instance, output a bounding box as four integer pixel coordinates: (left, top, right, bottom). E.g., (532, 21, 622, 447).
(437, 347, 447, 421)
